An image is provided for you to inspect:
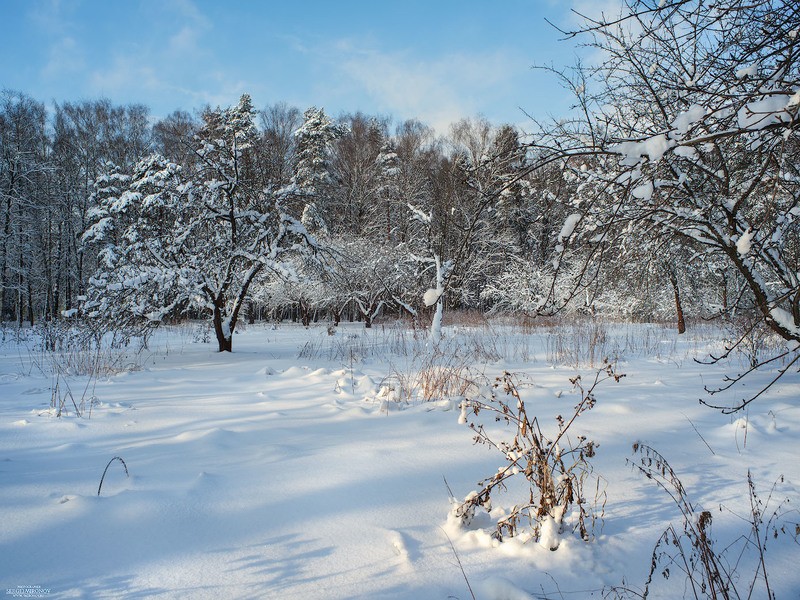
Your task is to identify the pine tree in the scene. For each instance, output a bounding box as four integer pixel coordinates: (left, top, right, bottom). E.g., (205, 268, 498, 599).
(291, 107, 347, 214)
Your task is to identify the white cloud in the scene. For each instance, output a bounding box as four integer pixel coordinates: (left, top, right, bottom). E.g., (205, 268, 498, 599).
(41, 36, 85, 80)
(168, 25, 204, 55)
(88, 55, 160, 97)
(84, 0, 219, 111)
(87, 52, 250, 114)
(162, 0, 211, 60)
(32, 0, 86, 82)
(333, 44, 522, 133)
(165, 0, 208, 22)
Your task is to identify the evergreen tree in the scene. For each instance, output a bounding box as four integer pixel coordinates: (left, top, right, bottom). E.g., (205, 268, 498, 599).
(292, 107, 348, 215)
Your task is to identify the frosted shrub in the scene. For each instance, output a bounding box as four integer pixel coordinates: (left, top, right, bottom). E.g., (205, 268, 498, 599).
(545, 319, 610, 367)
(453, 362, 622, 548)
(48, 368, 99, 418)
(387, 349, 479, 404)
(28, 319, 148, 379)
(192, 322, 212, 344)
(296, 324, 418, 363)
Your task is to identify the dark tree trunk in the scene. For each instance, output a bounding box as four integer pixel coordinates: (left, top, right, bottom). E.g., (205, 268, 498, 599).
(17, 253, 24, 327)
(211, 266, 259, 352)
(247, 300, 255, 325)
(668, 270, 686, 334)
(212, 303, 233, 352)
(27, 280, 34, 326)
(720, 271, 728, 315)
(1, 194, 12, 321)
(218, 334, 232, 352)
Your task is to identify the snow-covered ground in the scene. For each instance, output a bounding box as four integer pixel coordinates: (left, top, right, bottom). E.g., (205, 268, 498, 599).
(0, 320, 798, 599)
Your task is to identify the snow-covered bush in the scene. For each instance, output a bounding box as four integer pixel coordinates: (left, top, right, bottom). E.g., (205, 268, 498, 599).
(452, 363, 623, 548)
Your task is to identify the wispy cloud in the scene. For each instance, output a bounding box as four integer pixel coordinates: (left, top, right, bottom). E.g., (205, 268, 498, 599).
(329, 42, 523, 133)
(31, 0, 86, 82)
(82, 0, 221, 110)
(161, 0, 211, 61)
(88, 55, 160, 96)
(41, 35, 85, 80)
(12, 0, 576, 124)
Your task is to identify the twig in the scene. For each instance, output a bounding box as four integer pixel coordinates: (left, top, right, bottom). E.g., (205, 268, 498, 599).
(97, 456, 129, 496)
(747, 470, 773, 600)
(440, 527, 476, 600)
(682, 413, 715, 455)
(443, 475, 456, 502)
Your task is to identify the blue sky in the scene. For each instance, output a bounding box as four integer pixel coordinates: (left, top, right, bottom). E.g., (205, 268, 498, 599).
(0, 0, 601, 133)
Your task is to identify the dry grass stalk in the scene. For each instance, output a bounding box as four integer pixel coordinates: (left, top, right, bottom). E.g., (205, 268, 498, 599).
(454, 361, 622, 547)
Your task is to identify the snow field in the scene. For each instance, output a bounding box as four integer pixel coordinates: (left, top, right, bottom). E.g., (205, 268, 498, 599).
(0, 321, 798, 599)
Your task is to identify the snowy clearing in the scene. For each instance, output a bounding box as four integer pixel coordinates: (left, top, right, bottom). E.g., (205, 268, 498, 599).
(0, 321, 798, 599)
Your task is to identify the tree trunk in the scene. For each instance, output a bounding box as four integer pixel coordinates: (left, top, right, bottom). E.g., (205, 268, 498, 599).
(430, 255, 444, 345)
(386, 201, 391, 242)
(1, 194, 12, 321)
(668, 270, 686, 334)
(720, 270, 728, 315)
(212, 304, 233, 352)
(17, 253, 24, 327)
(27, 280, 34, 326)
(247, 300, 255, 325)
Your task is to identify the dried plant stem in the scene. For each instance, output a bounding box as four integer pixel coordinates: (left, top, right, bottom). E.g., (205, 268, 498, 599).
(440, 527, 476, 600)
(682, 413, 715, 456)
(97, 456, 129, 496)
(455, 361, 621, 545)
(627, 444, 788, 600)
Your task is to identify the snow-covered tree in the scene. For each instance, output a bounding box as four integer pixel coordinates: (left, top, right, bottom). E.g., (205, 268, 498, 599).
(83, 95, 313, 352)
(330, 114, 388, 235)
(0, 92, 50, 325)
(373, 140, 402, 241)
(533, 0, 800, 408)
(292, 107, 348, 213)
(327, 235, 413, 328)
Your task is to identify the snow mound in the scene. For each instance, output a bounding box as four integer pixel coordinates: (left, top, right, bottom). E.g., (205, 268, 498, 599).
(476, 577, 535, 600)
